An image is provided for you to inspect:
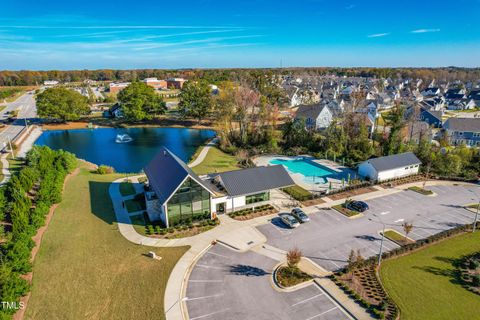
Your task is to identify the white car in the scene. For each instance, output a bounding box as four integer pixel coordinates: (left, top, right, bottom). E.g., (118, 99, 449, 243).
(279, 213, 300, 228)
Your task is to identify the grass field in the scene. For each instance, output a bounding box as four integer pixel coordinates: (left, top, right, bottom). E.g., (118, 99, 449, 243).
(25, 164, 189, 320)
(191, 146, 239, 175)
(380, 232, 480, 320)
(383, 229, 414, 246)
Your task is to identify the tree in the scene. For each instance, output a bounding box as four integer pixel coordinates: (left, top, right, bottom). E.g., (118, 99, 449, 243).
(402, 222, 413, 241)
(36, 87, 90, 121)
(286, 247, 303, 269)
(178, 80, 212, 122)
(117, 82, 165, 121)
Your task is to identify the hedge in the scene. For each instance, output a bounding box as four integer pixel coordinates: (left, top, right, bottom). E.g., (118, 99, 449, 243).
(0, 146, 76, 318)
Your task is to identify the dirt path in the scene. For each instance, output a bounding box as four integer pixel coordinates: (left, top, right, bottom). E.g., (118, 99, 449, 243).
(13, 167, 80, 320)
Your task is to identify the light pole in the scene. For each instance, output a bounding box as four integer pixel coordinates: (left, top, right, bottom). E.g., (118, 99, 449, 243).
(369, 212, 387, 266)
(468, 189, 479, 233)
(165, 296, 189, 315)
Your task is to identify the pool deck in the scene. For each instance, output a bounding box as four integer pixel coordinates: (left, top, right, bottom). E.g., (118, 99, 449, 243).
(253, 155, 358, 193)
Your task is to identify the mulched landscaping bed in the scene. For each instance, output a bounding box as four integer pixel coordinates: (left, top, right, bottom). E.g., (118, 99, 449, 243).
(145, 219, 220, 239)
(332, 265, 398, 320)
(228, 204, 278, 221)
(380, 174, 425, 188)
(275, 266, 312, 288)
(328, 187, 378, 201)
(301, 198, 326, 206)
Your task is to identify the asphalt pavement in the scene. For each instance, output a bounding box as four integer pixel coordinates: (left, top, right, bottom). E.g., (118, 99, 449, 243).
(0, 92, 37, 149)
(257, 184, 480, 271)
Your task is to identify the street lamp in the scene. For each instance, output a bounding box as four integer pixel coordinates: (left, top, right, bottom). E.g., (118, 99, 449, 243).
(369, 212, 387, 266)
(468, 189, 480, 233)
(165, 296, 189, 315)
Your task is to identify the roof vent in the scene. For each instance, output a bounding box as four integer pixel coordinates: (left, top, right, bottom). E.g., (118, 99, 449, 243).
(163, 150, 168, 156)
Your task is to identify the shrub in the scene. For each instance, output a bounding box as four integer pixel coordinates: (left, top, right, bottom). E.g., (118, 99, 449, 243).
(472, 275, 480, 287)
(95, 165, 114, 174)
(159, 228, 167, 235)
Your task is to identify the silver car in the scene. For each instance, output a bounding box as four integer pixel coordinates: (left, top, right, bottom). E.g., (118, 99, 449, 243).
(279, 213, 300, 228)
(291, 208, 310, 223)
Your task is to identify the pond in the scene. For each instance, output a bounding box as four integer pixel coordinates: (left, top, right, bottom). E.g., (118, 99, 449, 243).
(35, 127, 216, 173)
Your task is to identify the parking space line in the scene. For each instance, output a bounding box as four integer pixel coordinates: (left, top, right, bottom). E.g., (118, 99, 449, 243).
(190, 308, 230, 320)
(205, 251, 230, 258)
(196, 264, 226, 270)
(189, 280, 223, 283)
(304, 306, 338, 320)
(291, 293, 324, 307)
(187, 293, 224, 301)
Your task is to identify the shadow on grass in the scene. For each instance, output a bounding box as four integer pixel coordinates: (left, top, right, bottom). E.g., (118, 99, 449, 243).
(229, 264, 270, 277)
(89, 181, 117, 225)
(412, 255, 465, 286)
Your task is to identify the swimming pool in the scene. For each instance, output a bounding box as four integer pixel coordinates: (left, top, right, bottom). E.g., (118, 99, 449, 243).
(269, 158, 335, 179)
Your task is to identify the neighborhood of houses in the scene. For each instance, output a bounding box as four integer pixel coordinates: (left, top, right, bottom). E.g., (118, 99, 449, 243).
(287, 75, 480, 147)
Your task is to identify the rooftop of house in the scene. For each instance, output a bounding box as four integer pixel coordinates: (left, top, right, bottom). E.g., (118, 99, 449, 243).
(364, 152, 421, 172)
(295, 103, 330, 119)
(444, 118, 480, 132)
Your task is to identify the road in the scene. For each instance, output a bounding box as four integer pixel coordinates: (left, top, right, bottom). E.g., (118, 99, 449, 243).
(0, 91, 37, 150)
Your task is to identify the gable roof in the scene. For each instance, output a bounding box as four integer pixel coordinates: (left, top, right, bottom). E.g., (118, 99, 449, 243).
(444, 118, 480, 132)
(364, 152, 421, 172)
(144, 147, 213, 204)
(295, 104, 330, 120)
(216, 165, 295, 197)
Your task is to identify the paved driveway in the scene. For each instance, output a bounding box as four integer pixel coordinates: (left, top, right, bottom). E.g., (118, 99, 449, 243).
(186, 244, 349, 320)
(257, 185, 479, 271)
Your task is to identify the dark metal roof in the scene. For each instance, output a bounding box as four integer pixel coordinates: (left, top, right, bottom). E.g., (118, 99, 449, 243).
(366, 152, 421, 172)
(144, 147, 213, 204)
(217, 165, 295, 197)
(295, 104, 330, 120)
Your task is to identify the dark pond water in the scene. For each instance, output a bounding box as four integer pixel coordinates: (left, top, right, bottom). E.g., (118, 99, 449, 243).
(35, 127, 216, 173)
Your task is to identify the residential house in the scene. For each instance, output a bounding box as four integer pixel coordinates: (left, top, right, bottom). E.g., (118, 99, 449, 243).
(295, 104, 333, 130)
(420, 109, 443, 128)
(103, 103, 123, 118)
(421, 87, 441, 97)
(443, 118, 480, 147)
(358, 152, 421, 182)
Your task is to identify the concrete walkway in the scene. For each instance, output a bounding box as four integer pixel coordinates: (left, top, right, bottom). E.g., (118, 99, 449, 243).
(109, 177, 477, 320)
(0, 153, 10, 185)
(187, 137, 218, 168)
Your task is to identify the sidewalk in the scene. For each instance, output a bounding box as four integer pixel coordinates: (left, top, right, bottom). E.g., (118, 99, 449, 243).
(187, 137, 218, 168)
(0, 153, 10, 185)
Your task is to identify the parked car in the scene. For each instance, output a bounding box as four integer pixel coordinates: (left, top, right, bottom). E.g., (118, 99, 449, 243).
(278, 213, 300, 228)
(291, 208, 310, 223)
(346, 200, 369, 212)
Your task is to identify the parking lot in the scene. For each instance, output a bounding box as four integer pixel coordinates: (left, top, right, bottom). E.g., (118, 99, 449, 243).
(257, 185, 479, 271)
(186, 244, 349, 320)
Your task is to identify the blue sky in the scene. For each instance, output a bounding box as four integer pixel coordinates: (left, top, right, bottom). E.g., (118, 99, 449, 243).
(1, 0, 479, 70)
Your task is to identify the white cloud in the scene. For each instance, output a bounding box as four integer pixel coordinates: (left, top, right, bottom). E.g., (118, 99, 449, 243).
(367, 33, 390, 38)
(411, 28, 440, 34)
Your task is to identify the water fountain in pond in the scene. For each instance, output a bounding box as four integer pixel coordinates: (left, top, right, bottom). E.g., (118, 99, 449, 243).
(115, 134, 133, 143)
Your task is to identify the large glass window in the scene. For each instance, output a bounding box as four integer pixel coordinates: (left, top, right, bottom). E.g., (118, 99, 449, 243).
(167, 178, 211, 225)
(245, 192, 270, 204)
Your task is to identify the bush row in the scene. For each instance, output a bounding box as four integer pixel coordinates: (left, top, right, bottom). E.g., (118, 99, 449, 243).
(0, 146, 76, 318)
(145, 218, 219, 235)
(228, 204, 275, 218)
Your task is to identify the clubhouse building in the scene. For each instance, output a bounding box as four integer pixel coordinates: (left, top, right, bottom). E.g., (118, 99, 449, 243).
(144, 147, 295, 227)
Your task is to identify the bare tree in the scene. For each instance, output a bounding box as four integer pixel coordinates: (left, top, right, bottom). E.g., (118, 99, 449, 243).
(286, 247, 303, 269)
(402, 222, 414, 241)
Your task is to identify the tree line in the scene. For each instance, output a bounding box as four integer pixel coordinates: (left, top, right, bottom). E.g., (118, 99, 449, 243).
(1, 67, 479, 86)
(0, 146, 76, 318)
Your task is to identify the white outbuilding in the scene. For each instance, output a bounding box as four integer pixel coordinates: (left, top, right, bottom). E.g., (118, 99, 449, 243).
(358, 152, 421, 182)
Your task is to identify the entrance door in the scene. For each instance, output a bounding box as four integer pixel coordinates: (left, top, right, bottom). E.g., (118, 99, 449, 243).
(216, 202, 226, 214)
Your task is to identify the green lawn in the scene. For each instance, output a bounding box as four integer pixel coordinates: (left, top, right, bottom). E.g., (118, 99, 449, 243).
(383, 230, 413, 246)
(408, 186, 434, 195)
(282, 185, 312, 201)
(25, 164, 189, 320)
(8, 156, 25, 176)
(119, 182, 136, 196)
(191, 146, 239, 175)
(380, 232, 480, 320)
